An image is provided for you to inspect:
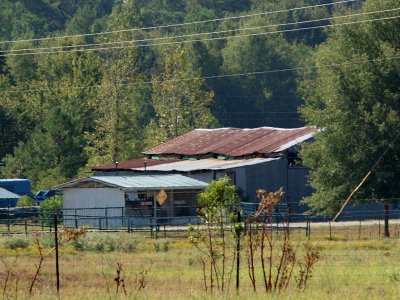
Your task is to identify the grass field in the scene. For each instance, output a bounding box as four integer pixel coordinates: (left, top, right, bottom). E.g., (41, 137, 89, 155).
(1, 227, 400, 299)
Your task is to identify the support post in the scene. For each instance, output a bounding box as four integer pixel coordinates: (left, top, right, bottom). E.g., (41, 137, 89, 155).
(236, 210, 240, 292)
(384, 201, 390, 238)
(54, 213, 60, 295)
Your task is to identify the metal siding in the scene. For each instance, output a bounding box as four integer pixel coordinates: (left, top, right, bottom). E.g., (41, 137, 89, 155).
(245, 158, 287, 202)
(186, 172, 215, 183)
(63, 188, 124, 227)
(287, 168, 313, 214)
(234, 167, 247, 199)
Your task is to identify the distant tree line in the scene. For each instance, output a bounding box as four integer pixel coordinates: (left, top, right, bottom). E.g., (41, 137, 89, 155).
(2, 0, 400, 235)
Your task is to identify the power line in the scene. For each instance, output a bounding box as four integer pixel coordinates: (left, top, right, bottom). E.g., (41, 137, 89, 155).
(0, 55, 399, 95)
(2, 13, 399, 57)
(4, 7, 395, 55)
(0, 0, 356, 46)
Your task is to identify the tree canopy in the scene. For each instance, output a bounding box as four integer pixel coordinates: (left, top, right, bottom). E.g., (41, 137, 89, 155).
(300, 0, 400, 216)
(0, 0, 370, 190)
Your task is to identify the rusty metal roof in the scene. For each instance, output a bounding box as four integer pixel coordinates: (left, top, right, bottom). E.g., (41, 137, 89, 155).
(144, 127, 317, 158)
(91, 158, 179, 171)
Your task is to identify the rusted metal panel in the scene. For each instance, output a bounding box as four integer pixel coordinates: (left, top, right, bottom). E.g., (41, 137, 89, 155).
(144, 127, 317, 157)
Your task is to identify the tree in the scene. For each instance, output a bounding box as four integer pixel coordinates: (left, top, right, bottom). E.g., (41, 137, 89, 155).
(84, 11, 153, 167)
(1, 107, 83, 189)
(151, 46, 217, 142)
(188, 177, 240, 292)
(218, 17, 310, 128)
(300, 0, 400, 237)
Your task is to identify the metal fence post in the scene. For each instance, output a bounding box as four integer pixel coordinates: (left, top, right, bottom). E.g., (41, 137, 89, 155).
(54, 213, 60, 295)
(236, 210, 240, 292)
(378, 219, 381, 238)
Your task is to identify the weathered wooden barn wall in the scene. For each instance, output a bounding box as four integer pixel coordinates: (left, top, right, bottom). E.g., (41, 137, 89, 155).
(63, 188, 124, 227)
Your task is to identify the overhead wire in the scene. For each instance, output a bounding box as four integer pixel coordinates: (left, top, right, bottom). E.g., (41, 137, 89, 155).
(0, 0, 357, 46)
(2, 12, 400, 57)
(0, 55, 399, 95)
(3, 7, 397, 55)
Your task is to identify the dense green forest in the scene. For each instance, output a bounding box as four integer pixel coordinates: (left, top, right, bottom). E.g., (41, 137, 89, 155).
(1, 0, 398, 201)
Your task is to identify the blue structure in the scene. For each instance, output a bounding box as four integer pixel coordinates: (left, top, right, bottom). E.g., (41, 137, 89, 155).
(0, 179, 36, 198)
(0, 187, 20, 208)
(35, 189, 62, 202)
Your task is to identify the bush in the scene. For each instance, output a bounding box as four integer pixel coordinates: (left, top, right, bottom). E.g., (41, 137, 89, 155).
(40, 234, 55, 248)
(71, 239, 85, 251)
(39, 196, 63, 225)
(4, 237, 29, 249)
(17, 195, 35, 207)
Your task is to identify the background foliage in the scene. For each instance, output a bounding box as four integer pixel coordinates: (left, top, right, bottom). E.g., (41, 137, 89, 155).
(1, 0, 395, 206)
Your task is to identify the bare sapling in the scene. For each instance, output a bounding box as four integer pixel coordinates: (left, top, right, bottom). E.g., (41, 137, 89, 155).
(114, 262, 127, 296)
(29, 227, 86, 294)
(296, 242, 320, 290)
(1, 257, 21, 299)
(245, 188, 319, 294)
(101, 257, 148, 298)
(245, 220, 258, 291)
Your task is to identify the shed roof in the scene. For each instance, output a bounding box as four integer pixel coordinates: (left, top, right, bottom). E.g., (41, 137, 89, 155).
(0, 188, 21, 199)
(54, 174, 208, 191)
(131, 158, 280, 172)
(144, 127, 317, 157)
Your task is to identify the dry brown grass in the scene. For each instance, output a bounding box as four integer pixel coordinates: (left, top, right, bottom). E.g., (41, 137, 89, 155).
(0, 230, 399, 299)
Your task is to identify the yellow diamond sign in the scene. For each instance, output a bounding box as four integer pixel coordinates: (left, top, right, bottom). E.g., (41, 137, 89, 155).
(156, 189, 167, 206)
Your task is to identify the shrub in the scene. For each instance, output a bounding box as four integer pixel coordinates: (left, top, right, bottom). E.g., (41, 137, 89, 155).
(40, 234, 55, 248)
(4, 237, 29, 249)
(71, 239, 85, 251)
(153, 242, 160, 252)
(39, 196, 63, 225)
(162, 241, 169, 252)
(95, 242, 105, 252)
(17, 196, 35, 207)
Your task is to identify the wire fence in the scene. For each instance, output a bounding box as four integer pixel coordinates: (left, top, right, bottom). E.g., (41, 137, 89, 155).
(1, 206, 400, 298)
(1, 205, 400, 240)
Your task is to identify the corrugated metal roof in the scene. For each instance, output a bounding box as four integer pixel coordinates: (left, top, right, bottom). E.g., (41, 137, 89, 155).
(91, 158, 179, 171)
(144, 127, 317, 157)
(0, 187, 21, 199)
(55, 174, 208, 190)
(131, 158, 280, 172)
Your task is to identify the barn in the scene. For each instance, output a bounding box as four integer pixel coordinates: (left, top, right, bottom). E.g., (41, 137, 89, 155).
(54, 174, 208, 227)
(92, 126, 318, 214)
